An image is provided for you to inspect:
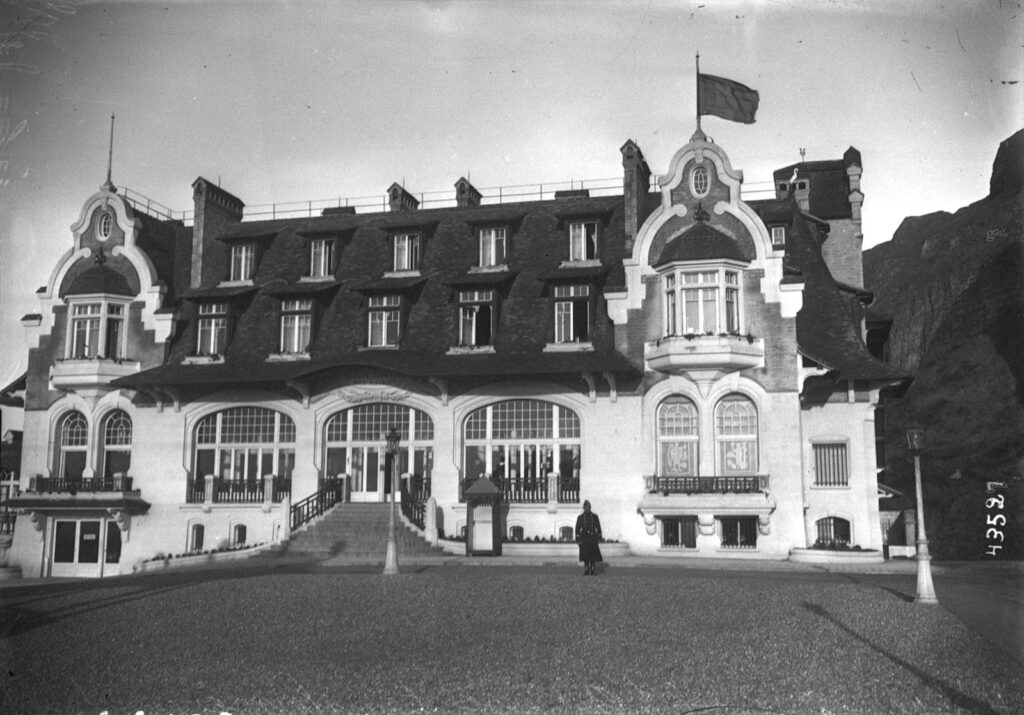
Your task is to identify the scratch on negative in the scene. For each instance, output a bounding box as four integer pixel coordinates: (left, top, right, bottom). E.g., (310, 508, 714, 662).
(911, 71, 922, 92)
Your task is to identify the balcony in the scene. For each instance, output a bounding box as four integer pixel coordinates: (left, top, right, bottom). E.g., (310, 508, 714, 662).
(9, 474, 149, 514)
(186, 475, 291, 505)
(50, 357, 141, 392)
(459, 475, 580, 505)
(646, 334, 764, 375)
(639, 474, 773, 517)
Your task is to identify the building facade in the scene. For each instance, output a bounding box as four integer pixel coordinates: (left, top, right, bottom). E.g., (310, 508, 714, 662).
(7, 127, 904, 578)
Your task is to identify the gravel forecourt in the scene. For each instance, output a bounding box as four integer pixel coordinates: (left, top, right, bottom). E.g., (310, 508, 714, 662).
(2, 561, 1022, 714)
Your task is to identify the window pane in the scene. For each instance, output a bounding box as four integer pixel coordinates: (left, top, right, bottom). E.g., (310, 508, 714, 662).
(54, 522, 76, 562)
(105, 521, 122, 563)
(77, 521, 100, 563)
(661, 441, 697, 476)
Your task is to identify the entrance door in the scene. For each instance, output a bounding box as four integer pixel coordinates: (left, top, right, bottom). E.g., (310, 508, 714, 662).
(349, 446, 386, 502)
(51, 519, 105, 577)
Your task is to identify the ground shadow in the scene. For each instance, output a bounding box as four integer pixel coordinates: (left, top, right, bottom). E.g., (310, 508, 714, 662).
(801, 601, 1001, 715)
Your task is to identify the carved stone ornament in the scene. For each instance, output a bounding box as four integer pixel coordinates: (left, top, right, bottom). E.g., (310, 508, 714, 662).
(758, 514, 771, 535)
(643, 513, 657, 535)
(697, 514, 717, 536)
(337, 385, 411, 405)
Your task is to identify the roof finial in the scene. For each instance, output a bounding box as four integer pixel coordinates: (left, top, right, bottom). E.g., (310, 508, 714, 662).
(799, 147, 806, 161)
(101, 113, 117, 193)
(693, 201, 710, 223)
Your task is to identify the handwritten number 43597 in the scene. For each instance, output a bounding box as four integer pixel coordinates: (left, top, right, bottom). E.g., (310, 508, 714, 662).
(985, 493, 1005, 556)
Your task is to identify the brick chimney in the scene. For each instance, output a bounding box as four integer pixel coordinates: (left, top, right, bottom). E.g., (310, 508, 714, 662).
(454, 177, 482, 208)
(190, 178, 244, 287)
(388, 183, 419, 212)
(621, 139, 651, 255)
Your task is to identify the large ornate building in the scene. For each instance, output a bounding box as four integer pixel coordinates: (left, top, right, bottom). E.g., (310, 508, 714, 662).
(7, 125, 904, 578)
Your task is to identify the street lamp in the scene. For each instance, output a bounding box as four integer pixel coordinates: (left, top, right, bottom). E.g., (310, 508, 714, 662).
(383, 427, 401, 576)
(906, 428, 938, 604)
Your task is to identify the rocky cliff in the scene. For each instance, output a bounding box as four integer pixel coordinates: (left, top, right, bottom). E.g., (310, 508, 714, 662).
(863, 129, 1024, 558)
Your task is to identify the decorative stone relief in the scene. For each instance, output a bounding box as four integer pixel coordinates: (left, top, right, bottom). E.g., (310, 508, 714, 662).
(758, 514, 771, 535)
(643, 513, 657, 536)
(697, 514, 717, 536)
(337, 385, 411, 404)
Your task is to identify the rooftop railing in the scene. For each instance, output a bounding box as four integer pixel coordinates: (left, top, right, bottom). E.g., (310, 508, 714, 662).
(120, 177, 779, 228)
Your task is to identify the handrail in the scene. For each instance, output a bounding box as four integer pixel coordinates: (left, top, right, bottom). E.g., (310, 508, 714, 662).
(647, 475, 769, 494)
(290, 483, 344, 531)
(399, 481, 425, 530)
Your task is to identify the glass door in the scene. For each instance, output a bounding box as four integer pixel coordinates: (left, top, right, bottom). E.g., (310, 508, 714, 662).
(349, 446, 385, 502)
(50, 519, 110, 577)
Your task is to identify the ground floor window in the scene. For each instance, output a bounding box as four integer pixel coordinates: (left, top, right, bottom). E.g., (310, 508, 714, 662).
(719, 516, 757, 548)
(191, 524, 205, 552)
(815, 516, 851, 546)
(233, 524, 247, 546)
(50, 518, 121, 576)
(661, 516, 697, 548)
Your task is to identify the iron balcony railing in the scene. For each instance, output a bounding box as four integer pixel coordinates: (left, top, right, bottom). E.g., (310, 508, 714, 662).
(29, 475, 136, 493)
(184, 476, 291, 504)
(647, 475, 769, 495)
(458, 476, 579, 504)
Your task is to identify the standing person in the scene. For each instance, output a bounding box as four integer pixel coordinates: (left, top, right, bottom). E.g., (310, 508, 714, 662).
(575, 499, 603, 576)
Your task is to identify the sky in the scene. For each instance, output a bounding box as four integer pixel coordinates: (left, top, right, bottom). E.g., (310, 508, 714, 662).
(1, 0, 1021, 386)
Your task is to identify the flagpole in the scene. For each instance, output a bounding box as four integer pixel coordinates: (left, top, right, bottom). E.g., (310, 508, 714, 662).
(695, 52, 701, 133)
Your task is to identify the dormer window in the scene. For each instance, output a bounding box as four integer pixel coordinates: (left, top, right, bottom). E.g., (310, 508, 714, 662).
(479, 227, 507, 267)
(553, 284, 591, 343)
(309, 239, 335, 278)
(691, 165, 710, 197)
(98, 212, 113, 239)
(230, 243, 255, 281)
(770, 226, 786, 248)
(393, 233, 421, 272)
(458, 289, 495, 347)
(196, 302, 228, 355)
(279, 298, 313, 354)
(663, 268, 741, 337)
(568, 221, 598, 262)
(367, 295, 402, 347)
(67, 301, 125, 359)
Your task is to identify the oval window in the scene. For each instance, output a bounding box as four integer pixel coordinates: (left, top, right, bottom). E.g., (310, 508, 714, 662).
(691, 165, 709, 197)
(98, 212, 113, 239)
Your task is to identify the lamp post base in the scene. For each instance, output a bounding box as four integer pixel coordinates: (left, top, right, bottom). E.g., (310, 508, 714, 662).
(914, 545, 938, 604)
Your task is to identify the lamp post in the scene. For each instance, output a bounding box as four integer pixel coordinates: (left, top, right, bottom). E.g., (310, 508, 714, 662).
(383, 427, 401, 576)
(906, 428, 938, 604)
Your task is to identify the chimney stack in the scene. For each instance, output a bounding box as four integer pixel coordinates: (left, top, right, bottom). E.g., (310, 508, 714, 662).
(454, 177, 482, 208)
(388, 183, 419, 212)
(621, 139, 651, 255)
(190, 177, 244, 287)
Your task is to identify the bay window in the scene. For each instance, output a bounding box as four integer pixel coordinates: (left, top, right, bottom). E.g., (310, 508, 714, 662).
(67, 301, 126, 359)
(662, 266, 742, 337)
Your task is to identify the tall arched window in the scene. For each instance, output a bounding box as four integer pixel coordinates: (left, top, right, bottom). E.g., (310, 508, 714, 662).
(102, 410, 132, 479)
(657, 396, 698, 476)
(463, 399, 581, 503)
(193, 408, 295, 482)
(715, 394, 758, 475)
(323, 403, 434, 502)
(58, 411, 89, 480)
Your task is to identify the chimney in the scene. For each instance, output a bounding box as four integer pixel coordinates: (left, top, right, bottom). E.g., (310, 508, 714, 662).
(621, 139, 651, 255)
(190, 178, 244, 288)
(388, 183, 419, 212)
(454, 177, 482, 208)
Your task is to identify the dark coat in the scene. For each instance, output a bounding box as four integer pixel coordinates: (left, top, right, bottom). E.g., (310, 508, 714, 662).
(575, 511, 603, 563)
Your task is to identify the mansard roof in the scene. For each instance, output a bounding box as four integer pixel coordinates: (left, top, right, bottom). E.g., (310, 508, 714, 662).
(783, 198, 905, 391)
(116, 192, 650, 391)
(653, 222, 749, 266)
(772, 155, 857, 220)
(65, 265, 134, 296)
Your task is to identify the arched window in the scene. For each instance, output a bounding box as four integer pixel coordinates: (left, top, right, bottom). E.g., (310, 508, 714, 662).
(463, 399, 581, 503)
(193, 408, 295, 482)
(323, 403, 434, 501)
(58, 411, 89, 480)
(715, 394, 758, 475)
(102, 410, 132, 479)
(815, 516, 851, 546)
(657, 396, 698, 476)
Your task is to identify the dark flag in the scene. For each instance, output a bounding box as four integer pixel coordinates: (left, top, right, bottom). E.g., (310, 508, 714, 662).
(697, 73, 759, 124)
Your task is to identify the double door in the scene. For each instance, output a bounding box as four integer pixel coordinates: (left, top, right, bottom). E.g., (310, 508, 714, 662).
(50, 517, 122, 578)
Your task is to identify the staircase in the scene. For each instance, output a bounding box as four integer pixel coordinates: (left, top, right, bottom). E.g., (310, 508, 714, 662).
(266, 503, 447, 559)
